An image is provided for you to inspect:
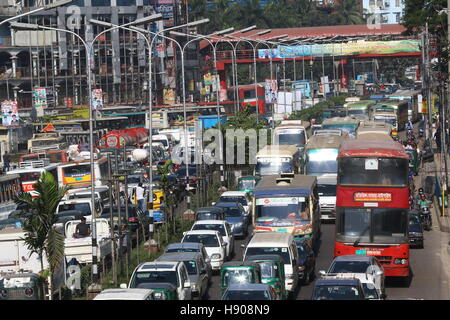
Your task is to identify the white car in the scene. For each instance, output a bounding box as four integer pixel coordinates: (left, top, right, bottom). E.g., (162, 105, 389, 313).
(190, 220, 235, 260)
(218, 191, 252, 220)
(321, 255, 385, 298)
(182, 230, 227, 271)
(94, 288, 157, 300)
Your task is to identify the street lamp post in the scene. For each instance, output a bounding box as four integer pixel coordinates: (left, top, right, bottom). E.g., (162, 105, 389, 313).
(11, 14, 162, 288)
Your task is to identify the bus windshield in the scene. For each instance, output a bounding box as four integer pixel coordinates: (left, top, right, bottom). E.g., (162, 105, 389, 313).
(374, 116, 397, 126)
(336, 208, 408, 244)
(255, 198, 308, 221)
(275, 130, 306, 147)
(338, 157, 408, 187)
(19, 172, 41, 181)
(239, 180, 256, 190)
(322, 124, 357, 137)
(255, 158, 293, 176)
(306, 149, 338, 175)
(317, 184, 336, 196)
(63, 164, 90, 176)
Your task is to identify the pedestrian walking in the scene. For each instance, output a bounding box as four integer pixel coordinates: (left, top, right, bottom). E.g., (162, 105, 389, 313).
(135, 182, 146, 212)
(2, 151, 10, 172)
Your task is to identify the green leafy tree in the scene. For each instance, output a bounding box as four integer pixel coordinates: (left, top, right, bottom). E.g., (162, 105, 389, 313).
(14, 172, 69, 297)
(331, 0, 365, 25)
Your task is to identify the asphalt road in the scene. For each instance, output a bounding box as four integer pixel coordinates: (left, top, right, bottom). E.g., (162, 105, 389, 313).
(202, 124, 450, 300)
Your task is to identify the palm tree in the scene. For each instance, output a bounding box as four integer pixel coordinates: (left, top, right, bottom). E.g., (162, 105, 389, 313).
(14, 172, 69, 298)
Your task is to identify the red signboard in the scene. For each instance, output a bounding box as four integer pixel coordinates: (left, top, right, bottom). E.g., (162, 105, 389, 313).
(354, 192, 392, 202)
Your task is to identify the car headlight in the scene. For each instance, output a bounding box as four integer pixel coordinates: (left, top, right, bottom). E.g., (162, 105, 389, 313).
(410, 232, 423, 236)
(191, 283, 198, 291)
(211, 254, 221, 259)
(152, 292, 166, 300)
(234, 222, 244, 227)
(297, 266, 305, 271)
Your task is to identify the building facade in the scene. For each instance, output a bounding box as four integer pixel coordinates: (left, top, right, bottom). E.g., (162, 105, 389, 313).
(362, 0, 405, 25)
(0, 0, 194, 110)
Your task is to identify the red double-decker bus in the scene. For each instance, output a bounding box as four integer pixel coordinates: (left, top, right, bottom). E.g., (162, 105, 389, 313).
(335, 139, 410, 277)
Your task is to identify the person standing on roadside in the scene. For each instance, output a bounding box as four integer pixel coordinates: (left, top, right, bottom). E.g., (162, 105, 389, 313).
(2, 151, 10, 172)
(135, 182, 146, 212)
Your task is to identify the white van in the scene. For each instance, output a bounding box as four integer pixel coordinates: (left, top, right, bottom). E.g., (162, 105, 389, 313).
(243, 232, 299, 292)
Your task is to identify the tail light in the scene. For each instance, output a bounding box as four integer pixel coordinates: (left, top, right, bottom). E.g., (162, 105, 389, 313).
(129, 217, 139, 222)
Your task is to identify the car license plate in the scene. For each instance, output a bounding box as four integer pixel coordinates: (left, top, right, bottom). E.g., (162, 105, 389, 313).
(355, 250, 367, 255)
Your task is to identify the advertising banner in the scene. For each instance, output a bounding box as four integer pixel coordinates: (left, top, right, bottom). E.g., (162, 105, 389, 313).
(163, 88, 176, 104)
(265, 79, 278, 103)
(91, 89, 103, 110)
(1, 100, 19, 126)
(354, 192, 392, 202)
(33, 87, 47, 109)
(258, 40, 421, 59)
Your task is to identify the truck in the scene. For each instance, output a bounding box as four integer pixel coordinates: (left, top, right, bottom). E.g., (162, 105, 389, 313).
(63, 218, 113, 265)
(0, 228, 65, 299)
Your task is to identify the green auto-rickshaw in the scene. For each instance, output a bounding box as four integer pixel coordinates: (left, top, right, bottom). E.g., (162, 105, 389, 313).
(238, 176, 261, 195)
(0, 273, 45, 300)
(136, 283, 178, 300)
(246, 254, 287, 300)
(219, 261, 261, 298)
(405, 148, 421, 176)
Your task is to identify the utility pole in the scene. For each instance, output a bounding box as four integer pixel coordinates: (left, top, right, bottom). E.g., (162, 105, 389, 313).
(445, 0, 450, 216)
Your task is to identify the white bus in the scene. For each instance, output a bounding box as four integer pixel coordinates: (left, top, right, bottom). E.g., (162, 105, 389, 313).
(57, 157, 109, 189)
(255, 145, 300, 176)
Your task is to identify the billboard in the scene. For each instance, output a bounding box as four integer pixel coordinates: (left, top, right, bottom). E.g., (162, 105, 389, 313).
(1, 100, 19, 126)
(265, 79, 278, 103)
(258, 40, 421, 59)
(91, 89, 103, 110)
(33, 87, 47, 109)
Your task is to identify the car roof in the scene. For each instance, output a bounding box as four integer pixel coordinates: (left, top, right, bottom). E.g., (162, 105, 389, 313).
(253, 174, 317, 197)
(157, 251, 201, 262)
(183, 230, 221, 236)
(166, 242, 203, 250)
(94, 289, 152, 300)
(136, 261, 179, 272)
(332, 255, 373, 262)
(197, 207, 224, 213)
(315, 279, 361, 286)
(247, 232, 292, 247)
(193, 220, 226, 225)
(226, 283, 272, 291)
(220, 191, 248, 197)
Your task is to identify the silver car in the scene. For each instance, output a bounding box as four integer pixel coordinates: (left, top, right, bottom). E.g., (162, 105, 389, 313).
(156, 251, 210, 299)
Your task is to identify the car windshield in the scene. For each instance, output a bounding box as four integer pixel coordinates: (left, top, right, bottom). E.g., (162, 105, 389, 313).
(219, 196, 247, 206)
(362, 283, 379, 299)
(258, 262, 278, 278)
(223, 289, 271, 300)
(317, 184, 336, 196)
(313, 285, 362, 300)
(166, 248, 198, 254)
(223, 207, 242, 217)
(329, 261, 372, 273)
(183, 234, 219, 247)
(245, 247, 290, 264)
(153, 139, 168, 147)
(192, 224, 226, 236)
(58, 203, 91, 215)
(128, 176, 141, 184)
(223, 269, 254, 287)
(183, 260, 197, 275)
(197, 212, 221, 220)
(239, 180, 256, 190)
(131, 271, 178, 287)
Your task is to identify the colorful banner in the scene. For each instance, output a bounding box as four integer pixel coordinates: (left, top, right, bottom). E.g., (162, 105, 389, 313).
(265, 79, 278, 103)
(163, 88, 176, 104)
(33, 87, 47, 109)
(1, 100, 19, 126)
(258, 40, 421, 59)
(92, 89, 103, 110)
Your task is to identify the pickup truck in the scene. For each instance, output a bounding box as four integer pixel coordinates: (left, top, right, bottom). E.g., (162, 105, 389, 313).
(64, 218, 113, 265)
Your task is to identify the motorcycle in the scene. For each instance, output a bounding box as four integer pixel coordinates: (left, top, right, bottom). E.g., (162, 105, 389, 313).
(419, 206, 432, 231)
(419, 127, 424, 138)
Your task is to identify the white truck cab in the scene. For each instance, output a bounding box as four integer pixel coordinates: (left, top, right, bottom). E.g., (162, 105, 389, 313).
(316, 174, 337, 222)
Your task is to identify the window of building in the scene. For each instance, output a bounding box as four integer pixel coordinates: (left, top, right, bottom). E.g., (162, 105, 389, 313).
(369, 0, 375, 6)
(395, 12, 400, 22)
(92, 0, 111, 6)
(395, 0, 400, 6)
(376, 0, 382, 7)
(117, 0, 135, 5)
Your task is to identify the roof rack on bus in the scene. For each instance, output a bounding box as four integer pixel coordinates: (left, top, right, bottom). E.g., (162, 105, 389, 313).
(19, 159, 51, 169)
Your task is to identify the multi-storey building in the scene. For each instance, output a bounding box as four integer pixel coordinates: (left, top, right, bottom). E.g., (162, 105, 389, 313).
(362, 0, 405, 25)
(0, 0, 197, 111)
